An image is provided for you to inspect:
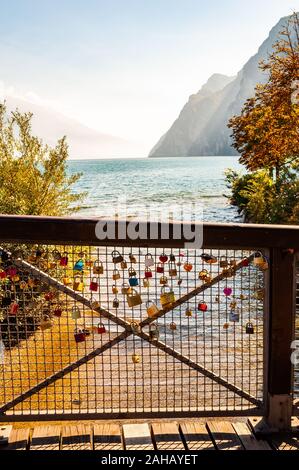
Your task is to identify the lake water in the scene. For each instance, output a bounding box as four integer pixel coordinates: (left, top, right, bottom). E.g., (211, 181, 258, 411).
(67, 156, 242, 222)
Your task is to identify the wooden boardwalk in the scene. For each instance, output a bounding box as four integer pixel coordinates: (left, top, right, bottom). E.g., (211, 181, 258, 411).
(1, 418, 299, 450)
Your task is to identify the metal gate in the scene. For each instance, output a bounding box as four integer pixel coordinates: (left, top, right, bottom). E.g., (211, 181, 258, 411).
(0, 239, 266, 420)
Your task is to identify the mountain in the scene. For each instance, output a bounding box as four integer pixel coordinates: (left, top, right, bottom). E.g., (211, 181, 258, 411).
(149, 15, 291, 158)
(4, 97, 139, 158)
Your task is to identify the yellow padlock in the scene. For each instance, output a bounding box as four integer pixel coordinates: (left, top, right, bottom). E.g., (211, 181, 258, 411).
(132, 353, 140, 364)
(160, 286, 175, 309)
(146, 300, 159, 318)
(73, 275, 84, 291)
(127, 289, 142, 308)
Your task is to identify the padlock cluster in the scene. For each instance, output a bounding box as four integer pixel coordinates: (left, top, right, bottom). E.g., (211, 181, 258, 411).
(0, 246, 267, 351)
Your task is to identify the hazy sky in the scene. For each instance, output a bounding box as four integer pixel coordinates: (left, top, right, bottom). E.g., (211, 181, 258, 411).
(0, 0, 297, 154)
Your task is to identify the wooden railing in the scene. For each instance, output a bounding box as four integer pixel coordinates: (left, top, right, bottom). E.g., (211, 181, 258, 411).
(0, 215, 298, 430)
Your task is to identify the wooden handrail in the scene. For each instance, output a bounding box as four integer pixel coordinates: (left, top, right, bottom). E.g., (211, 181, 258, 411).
(0, 214, 299, 249)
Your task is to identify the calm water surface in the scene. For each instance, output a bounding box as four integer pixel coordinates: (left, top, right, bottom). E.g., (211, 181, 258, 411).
(67, 156, 242, 222)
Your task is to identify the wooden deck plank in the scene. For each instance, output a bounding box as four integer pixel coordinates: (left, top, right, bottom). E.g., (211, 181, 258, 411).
(151, 422, 185, 450)
(271, 436, 299, 451)
(207, 421, 243, 450)
(30, 425, 61, 450)
(232, 422, 272, 450)
(0, 425, 12, 445)
(180, 422, 215, 450)
(61, 424, 92, 450)
(122, 423, 154, 450)
(0, 427, 30, 451)
(93, 424, 123, 450)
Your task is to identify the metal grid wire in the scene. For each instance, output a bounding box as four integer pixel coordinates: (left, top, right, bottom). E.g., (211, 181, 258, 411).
(0, 244, 266, 418)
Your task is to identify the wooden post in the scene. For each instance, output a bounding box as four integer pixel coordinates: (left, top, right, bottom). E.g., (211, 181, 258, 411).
(266, 248, 296, 431)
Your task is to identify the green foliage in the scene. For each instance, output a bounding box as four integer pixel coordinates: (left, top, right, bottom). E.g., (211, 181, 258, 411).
(226, 167, 299, 224)
(0, 103, 85, 216)
(226, 13, 299, 225)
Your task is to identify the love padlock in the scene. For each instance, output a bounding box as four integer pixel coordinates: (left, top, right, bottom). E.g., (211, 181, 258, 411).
(132, 353, 140, 364)
(201, 253, 217, 264)
(93, 260, 104, 275)
(97, 323, 106, 334)
(143, 277, 150, 288)
(120, 260, 128, 269)
(168, 262, 177, 277)
(198, 270, 211, 282)
(111, 250, 124, 264)
(185, 307, 192, 317)
(112, 297, 119, 308)
(198, 300, 208, 312)
(128, 267, 137, 277)
(245, 322, 254, 334)
(183, 262, 193, 272)
(156, 263, 164, 274)
(73, 259, 84, 272)
(74, 328, 86, 343)
(89, 277, 98, 292)
(121, 283, 130, 295)
(149, 323, 159, 341)
(159, 275, 168, 286)
(160, 286, 175, 309)
(9, 301, 19, 315)
(145, 253, 155, 268)
(144, 267, 153, 278)
(129, 276, 139, 287)
(127, 289, 142, 308)
(112, 269, 121, 281)
(53, 306, 63, 317)
(229, 310, 240, 322)
(146, 300, 159, 318)
(129, 253, 137, 264)
(63, 276, 72, 286)
(73, 275, 84, 291)
(159, 253, 168, 263)
(112, 284, 119, 294)
(59, 252, 68, 267)
(71, 306, 81, 319)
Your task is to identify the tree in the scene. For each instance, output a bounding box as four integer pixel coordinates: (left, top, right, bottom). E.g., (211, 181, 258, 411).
(0, 103, 85, 216)
(226, 13, 299, 224)
(228, 13, 299, 179)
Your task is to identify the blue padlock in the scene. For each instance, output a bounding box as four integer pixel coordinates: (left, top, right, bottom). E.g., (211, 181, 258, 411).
(129, 276, 138, 287)
(73, 259, 84, 271)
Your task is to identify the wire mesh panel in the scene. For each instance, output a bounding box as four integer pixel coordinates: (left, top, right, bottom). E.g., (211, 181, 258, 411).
(0, 244, 267, 418)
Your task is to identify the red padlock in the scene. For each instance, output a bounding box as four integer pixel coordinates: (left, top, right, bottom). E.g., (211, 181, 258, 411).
(45, 292, 54, 301)
(144, 268, 153, 278)
(54, 307, 62, 317)
(74, 328, 86, 343)
(97, 323, 106, 334)
(59, 252, 68, 266)
(241, 258, 249, 267)
(156, 263, 164, 274)
(159, 254, 168, 263)
(198, 301, 208, 312)
(0, 271, 6, 279)
(89, 277, 99, 292)
(6, 267, 17, 277)
(9, 301, 19, 315)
